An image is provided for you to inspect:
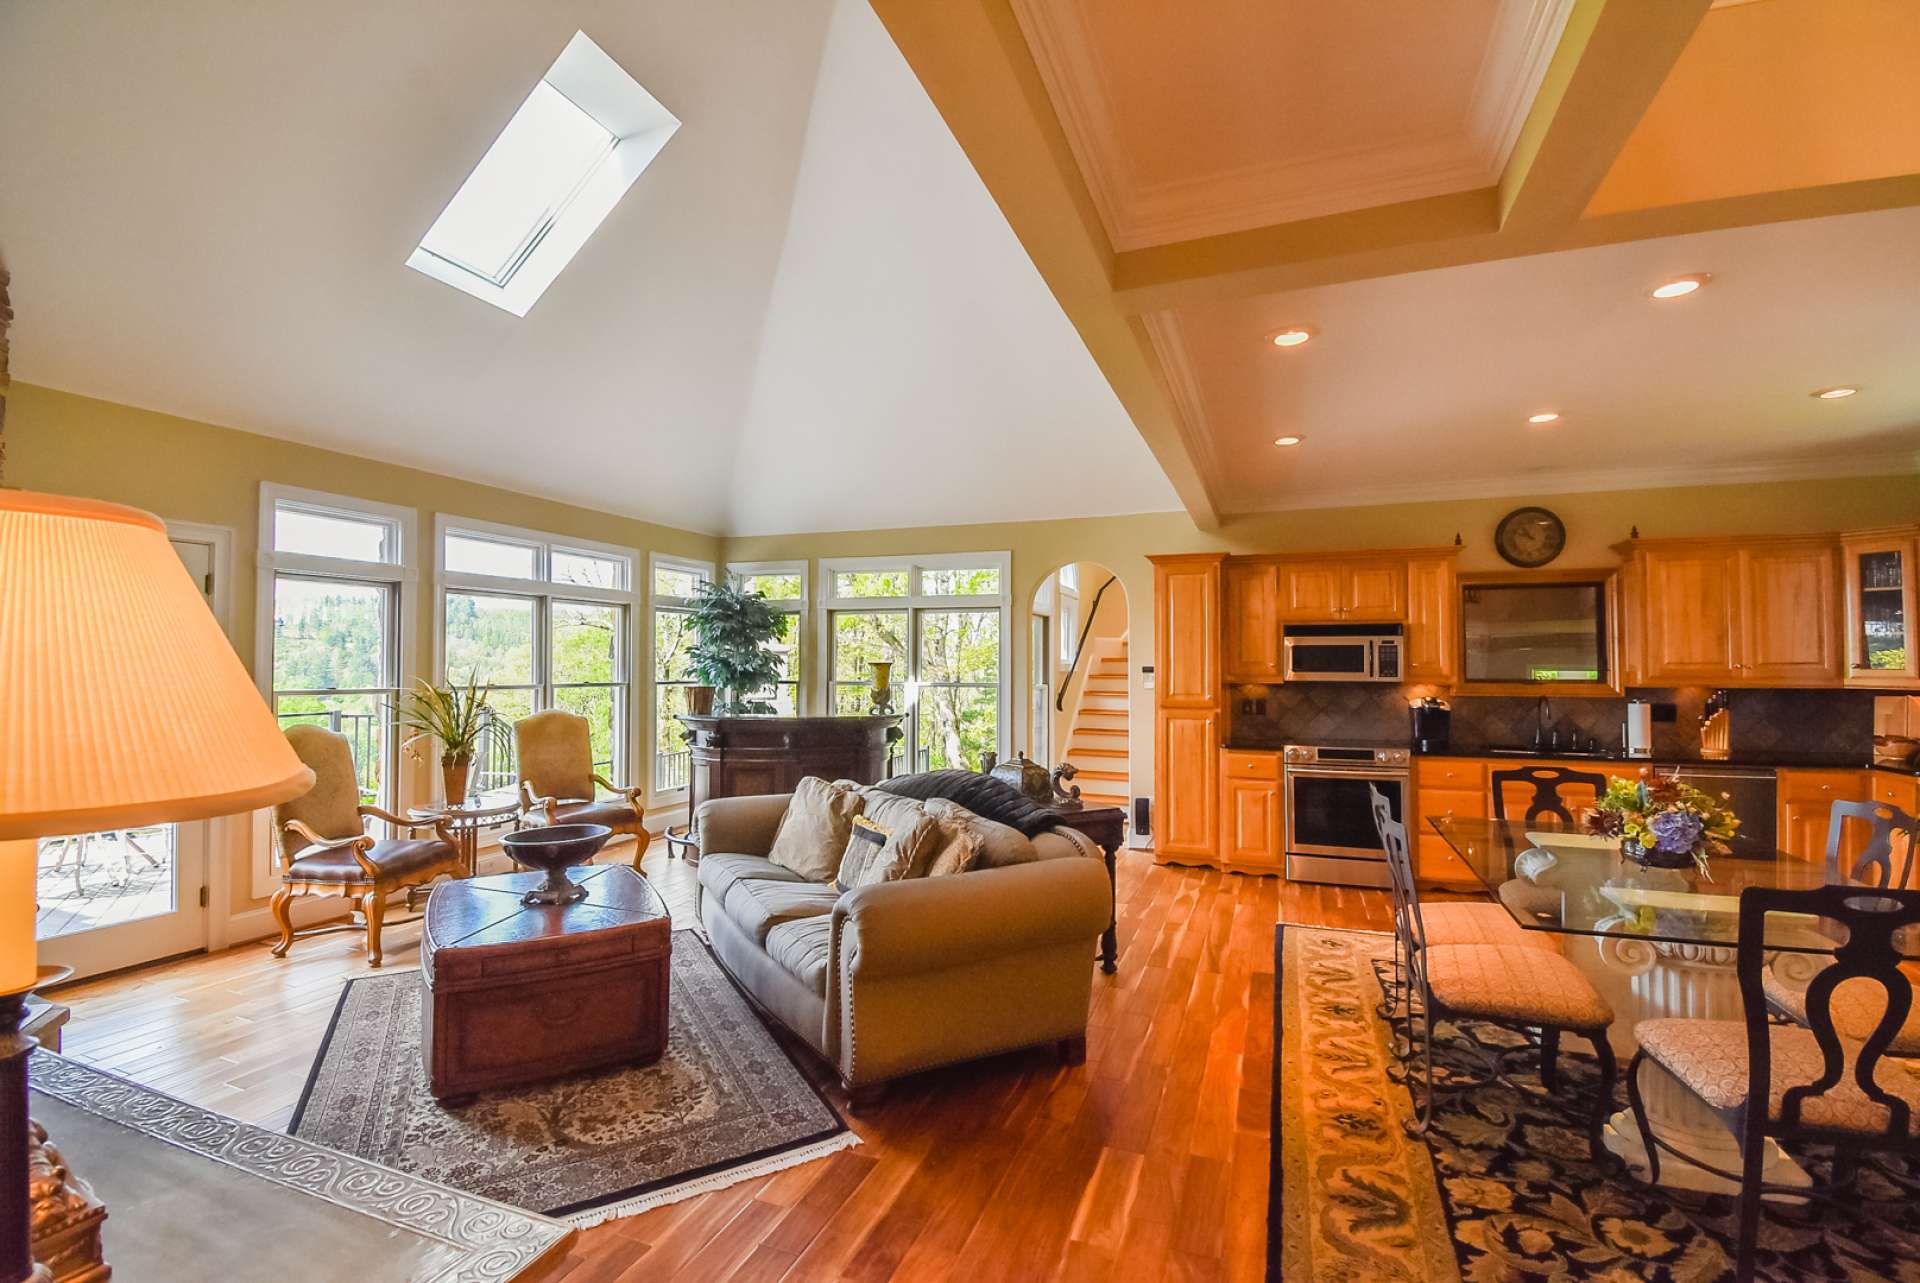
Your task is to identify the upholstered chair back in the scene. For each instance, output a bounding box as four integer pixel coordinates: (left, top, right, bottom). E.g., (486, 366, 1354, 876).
(515, 710, 595, 802)
(274, 725, 364, 864)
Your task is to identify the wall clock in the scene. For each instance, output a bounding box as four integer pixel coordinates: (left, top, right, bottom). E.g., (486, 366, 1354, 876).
(1494, 506, 1566, 568)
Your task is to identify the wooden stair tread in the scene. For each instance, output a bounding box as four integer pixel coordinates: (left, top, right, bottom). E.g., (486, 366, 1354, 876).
(1079, 793, 1127, 808)
(1073, 769, 1127, 781)
(1069, 747, 1128, 758)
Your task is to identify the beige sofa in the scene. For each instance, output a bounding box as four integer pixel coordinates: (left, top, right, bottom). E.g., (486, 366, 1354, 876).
(695, 790, 1112, 1109)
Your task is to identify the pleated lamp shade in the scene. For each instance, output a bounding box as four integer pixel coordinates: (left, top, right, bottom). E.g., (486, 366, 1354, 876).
(0, 489, 315, 839)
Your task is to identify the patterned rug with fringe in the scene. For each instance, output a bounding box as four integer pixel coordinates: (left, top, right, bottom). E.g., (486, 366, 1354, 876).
(1272, 925, 1920, 1283)
(291, 929, 857, 1227)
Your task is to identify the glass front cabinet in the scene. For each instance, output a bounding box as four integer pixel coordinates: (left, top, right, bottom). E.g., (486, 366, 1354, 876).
(1843, 526, 1920, 687)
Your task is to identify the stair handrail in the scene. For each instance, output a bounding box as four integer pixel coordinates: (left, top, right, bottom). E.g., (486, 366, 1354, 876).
(1056, 576, 1120, 713)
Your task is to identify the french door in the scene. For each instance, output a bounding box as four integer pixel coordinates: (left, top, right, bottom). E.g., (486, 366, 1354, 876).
(35, 535, 216, 979)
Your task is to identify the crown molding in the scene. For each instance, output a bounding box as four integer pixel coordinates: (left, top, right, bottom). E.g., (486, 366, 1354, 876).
(1223, 449, 1920, 518)
(1139, 310, 1224, 484)
(1012, 0, 1573, 252)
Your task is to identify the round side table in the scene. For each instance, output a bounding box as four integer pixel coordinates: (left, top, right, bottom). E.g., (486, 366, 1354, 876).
(407, 797, 521, 879)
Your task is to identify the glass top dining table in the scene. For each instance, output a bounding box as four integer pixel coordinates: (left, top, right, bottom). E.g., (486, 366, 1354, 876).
(1425, 817, 1913, 958)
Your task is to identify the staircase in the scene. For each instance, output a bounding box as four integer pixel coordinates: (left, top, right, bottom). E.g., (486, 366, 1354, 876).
(1063, 636, 1131, 811)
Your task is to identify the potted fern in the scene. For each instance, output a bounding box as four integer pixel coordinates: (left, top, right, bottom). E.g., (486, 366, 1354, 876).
(687, 581, 786, 715)
(393, 675, 495, 805)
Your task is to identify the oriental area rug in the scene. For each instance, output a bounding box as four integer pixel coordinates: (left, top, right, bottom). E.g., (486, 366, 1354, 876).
(292, 930, 856, 1227)
(1270, 926, 1920, 1282)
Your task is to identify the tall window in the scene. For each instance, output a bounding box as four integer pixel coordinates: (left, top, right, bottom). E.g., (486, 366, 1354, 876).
(822, 556, 1008, 773)
(437, 519, 634, 799)
(729, 563, 806, 715)
(259, 487, 413, 814)
(653, 556, 713, 794)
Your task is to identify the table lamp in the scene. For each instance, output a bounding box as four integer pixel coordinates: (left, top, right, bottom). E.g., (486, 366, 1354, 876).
(0, 490, 315, 1282)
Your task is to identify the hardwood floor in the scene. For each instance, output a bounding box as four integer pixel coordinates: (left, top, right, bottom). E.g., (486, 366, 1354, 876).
(51, 848, 1395, 1282)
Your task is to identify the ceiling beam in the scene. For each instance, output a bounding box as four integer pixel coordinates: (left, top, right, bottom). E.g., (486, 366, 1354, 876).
(1497, 0, 1714, 238)
(866, 0, 1223, 529)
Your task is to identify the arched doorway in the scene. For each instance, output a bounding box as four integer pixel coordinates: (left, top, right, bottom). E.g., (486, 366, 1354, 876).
(1029, 563, 1130, 813)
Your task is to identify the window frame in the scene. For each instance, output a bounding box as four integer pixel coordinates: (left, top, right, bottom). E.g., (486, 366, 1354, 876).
(727, 560, 808, 717)
(649, 553, 715, 803)
(817, 553, 1012, 773)
(433, 515, 639, 804)
(255, 484, 419, 899)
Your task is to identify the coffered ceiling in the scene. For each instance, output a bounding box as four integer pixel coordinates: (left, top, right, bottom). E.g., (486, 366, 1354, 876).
(1012, 0, 1571, 251)
(875, 0, 1920, 527)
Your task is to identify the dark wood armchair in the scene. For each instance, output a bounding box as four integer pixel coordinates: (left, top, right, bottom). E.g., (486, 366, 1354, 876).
(513, 710, 650, 865)
(269, 724, 464, 967)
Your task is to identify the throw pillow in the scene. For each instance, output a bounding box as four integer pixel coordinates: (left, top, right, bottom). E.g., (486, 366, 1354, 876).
(767, 776, 864, 881)
(924, 813, 983, 878)
(835, 811, 941, 890)
(924, 797, 1039, 869)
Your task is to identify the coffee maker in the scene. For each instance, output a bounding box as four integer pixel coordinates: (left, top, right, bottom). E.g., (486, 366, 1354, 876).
(1410, 697, 1451, 753)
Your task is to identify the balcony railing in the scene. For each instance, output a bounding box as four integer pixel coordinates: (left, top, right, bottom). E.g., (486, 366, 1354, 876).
(657, 749, 690, 792)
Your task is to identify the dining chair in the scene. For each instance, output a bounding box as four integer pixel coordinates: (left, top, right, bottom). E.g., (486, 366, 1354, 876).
(1368, 786, 1556, 1029)
(1628, 882, 1920, 1282)
(270, 724, 465, 967)
(513, 710, 651, 865)
(1378, 810, 1618, 1159)
(1489, 765, 1608, 826)
(1764, 799, 1920, 1055)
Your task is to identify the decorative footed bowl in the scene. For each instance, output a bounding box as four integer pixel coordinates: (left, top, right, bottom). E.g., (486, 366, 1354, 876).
(1620, 838, 1697, 871)
(500, 823, 613, 906)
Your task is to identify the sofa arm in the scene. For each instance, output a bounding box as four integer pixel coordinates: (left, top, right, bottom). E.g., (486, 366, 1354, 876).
(696, 793, 791, 859)
(1034, 827, 1101, 861)
(834, 858, 1111, 980)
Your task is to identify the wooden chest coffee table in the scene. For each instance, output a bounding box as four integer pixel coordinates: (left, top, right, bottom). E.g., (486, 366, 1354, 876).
(421, 863, 671, 1101)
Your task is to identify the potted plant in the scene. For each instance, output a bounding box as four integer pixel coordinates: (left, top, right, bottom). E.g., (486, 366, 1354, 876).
(393, 675, 495, 806)
(687, 581, 786, 715)
(1586, 769, 1740, 875)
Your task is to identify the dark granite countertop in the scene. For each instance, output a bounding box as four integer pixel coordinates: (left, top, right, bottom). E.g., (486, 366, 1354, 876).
(1222, 740, 1920, 776)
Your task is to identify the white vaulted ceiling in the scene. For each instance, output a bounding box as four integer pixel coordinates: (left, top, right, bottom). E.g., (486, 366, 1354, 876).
(0, 0, 1177, 535)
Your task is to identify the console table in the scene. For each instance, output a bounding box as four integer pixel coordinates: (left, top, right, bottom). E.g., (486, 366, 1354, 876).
(677, 714, 903, 812)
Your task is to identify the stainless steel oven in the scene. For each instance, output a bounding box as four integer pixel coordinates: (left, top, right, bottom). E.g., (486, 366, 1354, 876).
(1281, 625, 1403, 683)
(1283, 743, 1411, 888)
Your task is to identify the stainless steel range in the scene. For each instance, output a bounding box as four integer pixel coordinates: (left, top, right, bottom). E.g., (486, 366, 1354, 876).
(1282, 742, 1411, 888)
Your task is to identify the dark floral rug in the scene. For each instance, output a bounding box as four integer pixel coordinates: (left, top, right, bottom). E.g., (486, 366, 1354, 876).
(1271, 927, 1920, 1282)
(291, 930, 856, 1226)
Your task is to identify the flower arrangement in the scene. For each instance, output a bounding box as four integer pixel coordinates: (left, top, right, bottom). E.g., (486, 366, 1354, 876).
(1585, 769, 1740, 875)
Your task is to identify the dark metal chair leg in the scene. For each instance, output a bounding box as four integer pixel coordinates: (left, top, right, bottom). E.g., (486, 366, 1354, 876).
(1586, 1031, 1616, 1164)
(1626, 1049, 1660, 1183)
(1735, 1123, 1766, 1283)
(1539, 1026, 1560, 1092)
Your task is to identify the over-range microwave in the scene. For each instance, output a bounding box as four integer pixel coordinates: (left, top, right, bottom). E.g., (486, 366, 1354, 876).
(1281, 624, 1403, 683)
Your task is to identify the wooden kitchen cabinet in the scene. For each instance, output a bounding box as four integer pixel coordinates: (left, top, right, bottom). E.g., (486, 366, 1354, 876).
(1155, 555, 1222, 708)
(1630, 537, 1841, 686)
(1403, 555, 1457, 683)
(1219, 750, 1282, 868)
(1156, 710, 1220, 859)
(1739, 542, 1841, 684)
(1777, 769, 1871, 865)
(1151, 555, 1225, 866)
(1223, 561, 1282, 682)
(1843, 527, 1920, 688)
(1278, 558, 1405, 622)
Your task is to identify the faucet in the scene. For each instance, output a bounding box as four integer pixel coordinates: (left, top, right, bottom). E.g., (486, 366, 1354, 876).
(1535, 697, 1551, 750)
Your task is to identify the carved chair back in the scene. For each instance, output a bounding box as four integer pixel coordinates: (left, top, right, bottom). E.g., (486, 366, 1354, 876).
(1489, 765, 1608, 826)
(273, 725, 364, 868)
(514, 709, 596, 803)
(1736, 883, 1920, 1142)
(1825, 800, 1920, 891)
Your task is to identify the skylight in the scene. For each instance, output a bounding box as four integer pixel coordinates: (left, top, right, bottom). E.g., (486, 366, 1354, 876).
(406, 32, 679, 316)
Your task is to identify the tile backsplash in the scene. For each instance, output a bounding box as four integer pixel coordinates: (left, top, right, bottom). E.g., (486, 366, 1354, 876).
(1227, 683, 1876, 761)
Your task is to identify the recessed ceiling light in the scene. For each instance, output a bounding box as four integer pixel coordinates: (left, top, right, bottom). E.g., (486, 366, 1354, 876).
(1267, 327, 1315, 348)
(1528, 412, 1561, 425)
(1813, 386, 1859, 399)
(1273, 435, 1303, 447)
(1651, 274, 1709, 300)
